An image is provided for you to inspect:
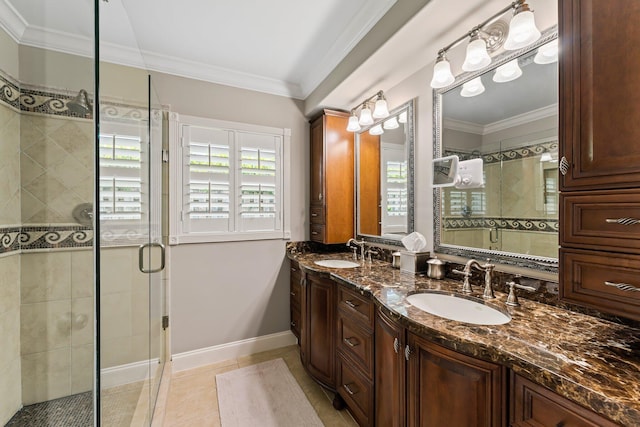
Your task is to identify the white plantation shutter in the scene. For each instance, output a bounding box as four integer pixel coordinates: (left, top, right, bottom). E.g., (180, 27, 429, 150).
(170, 114, 289, 243)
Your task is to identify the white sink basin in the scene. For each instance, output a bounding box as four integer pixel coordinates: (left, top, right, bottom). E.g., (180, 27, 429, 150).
(314, 259, 360, 269)
(406, 292, 511, 325)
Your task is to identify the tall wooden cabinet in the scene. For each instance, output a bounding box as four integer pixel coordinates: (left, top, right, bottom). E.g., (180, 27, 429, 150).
(309, 110, 354, 244)
(559, 0, 640, 321)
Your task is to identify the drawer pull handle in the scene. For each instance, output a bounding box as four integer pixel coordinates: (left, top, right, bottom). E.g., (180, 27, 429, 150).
(344, 300, 359, 309)
(604, 281, 640, 292)
(393, 337, 400, 354)
(343, 383, 358, 395)
(291, 267, 297, 272)
(344, 337, 359, 347)
(404, 345, 412, 361)
(290, 291, 296, 297)
(311, 213, 318, 217)
(290, 321, 296, 327)
(311, 231, 318, 235)
(559, 156, 570, 176)
(605, 217, 640, 226)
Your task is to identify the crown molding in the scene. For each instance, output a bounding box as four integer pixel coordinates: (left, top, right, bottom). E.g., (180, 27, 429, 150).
(0, 0, 26, 43)
(443, 103, 558, 136)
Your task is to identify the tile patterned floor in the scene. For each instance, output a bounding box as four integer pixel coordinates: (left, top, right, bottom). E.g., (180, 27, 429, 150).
(156, 345, 358, 427)
(5, 392, 93, 427)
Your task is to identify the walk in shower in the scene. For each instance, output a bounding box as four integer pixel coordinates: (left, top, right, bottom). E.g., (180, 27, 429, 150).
(0, 1, 166, 425)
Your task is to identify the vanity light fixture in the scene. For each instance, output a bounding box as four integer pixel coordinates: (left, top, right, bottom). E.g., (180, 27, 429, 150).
(383, 116, 399, 130)
(534, 39, 558, 64)
(369, 124, 384, 136)
(398, 111, 408, 124)
(493, 58, 522, 82)
(460, 77, 485, 97)
(345, 90, 390, 132)
(429, 0, 541, 89)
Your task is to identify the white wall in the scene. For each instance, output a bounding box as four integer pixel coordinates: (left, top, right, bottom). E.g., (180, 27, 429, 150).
(144, 70, 309, 356)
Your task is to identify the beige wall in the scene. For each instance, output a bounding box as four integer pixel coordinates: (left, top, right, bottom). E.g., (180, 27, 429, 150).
(0, 28, 19, 78)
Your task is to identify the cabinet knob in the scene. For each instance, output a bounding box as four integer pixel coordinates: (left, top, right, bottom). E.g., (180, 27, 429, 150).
(290, 321, 296, 327)
(559, 156, 570, 176)
(318, 193, 323, 201)
(290, 291, 296, 297)
(393, 337, 400, 354)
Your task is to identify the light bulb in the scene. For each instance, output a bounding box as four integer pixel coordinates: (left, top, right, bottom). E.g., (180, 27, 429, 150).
(383, 117, 399, 130)
(359, 105, 374, 126)
(373, 97, 389, 119)
(369, 124, 384, 136)
(398, 111, 407, 124)
(430, 56, 455, 88)
(493, 59, 522, 83)
(504, 6, 541, 50)
(462, 36, 491, 72)
(346, 113, 361, 132)
(460, 77, 485, 97)
(534, 39, 558, 64)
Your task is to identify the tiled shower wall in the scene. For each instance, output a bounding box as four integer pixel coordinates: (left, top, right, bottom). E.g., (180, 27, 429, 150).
(0, 98, 22, 425)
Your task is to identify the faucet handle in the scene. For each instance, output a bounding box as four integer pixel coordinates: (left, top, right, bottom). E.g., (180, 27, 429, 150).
(452, 269, 473, 293)
(505, 281, 536, 306)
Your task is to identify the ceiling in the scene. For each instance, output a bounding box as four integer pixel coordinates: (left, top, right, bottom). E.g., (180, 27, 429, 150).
(0, 0, 558, 114)
(0, 0, 396, 99)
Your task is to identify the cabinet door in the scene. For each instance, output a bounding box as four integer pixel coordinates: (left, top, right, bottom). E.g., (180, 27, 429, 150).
(310, 116, 324, 207)
(374, 309, 405, 427)
(559, 0, 640, 190)
(406, 332, 505, 427)
(511, 373, 618, 427)
(305, 274, 336, 389)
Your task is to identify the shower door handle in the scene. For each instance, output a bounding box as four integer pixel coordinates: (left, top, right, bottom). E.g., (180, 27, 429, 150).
(138, 242, 166, 273)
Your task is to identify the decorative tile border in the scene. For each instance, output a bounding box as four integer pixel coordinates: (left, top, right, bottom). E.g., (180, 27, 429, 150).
(0, 72, 20, 110)
(0, 225, 93, 255)
(444, 140, 559, 165)
(442, 217, 558, 233)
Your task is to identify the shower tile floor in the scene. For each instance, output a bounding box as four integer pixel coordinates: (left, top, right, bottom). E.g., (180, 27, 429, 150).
(5, 392, 93, 426)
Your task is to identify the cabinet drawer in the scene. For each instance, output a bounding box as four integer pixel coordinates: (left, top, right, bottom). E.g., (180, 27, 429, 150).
(310, 223, 325, 242)
(290, 276, 302, 309)
(560, 248, 640, 321)
(310, 206, 324, 224)
(337, 313, 373, 377)
(337, 353, 373, 427)
(511, 373, 617, 427)
(290, 305, 301, 341)
(337, 286, 374, 328)
(561, 190, 640, 253)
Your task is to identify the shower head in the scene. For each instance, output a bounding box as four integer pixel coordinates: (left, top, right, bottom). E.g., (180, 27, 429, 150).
(67, 89, 93, 116)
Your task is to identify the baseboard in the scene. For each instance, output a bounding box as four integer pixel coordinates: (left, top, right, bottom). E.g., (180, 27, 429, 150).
(171, 330, 297, 373)
(101, 358, 160, 389)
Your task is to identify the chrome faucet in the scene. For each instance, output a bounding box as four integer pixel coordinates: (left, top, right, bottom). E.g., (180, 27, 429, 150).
(452, 259, 495, 297)
(346, 238, 366, 261)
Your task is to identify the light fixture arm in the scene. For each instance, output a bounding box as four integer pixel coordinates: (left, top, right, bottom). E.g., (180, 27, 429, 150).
(351, 90, 385, 113)
(437, 0, 522, 56)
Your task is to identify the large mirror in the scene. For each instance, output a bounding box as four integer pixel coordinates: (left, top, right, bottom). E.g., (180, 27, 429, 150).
(434, 27, 558, 272)
(357, 99, 415, 245)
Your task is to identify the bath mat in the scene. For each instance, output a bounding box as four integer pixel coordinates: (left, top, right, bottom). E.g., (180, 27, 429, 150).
(216, 358, 323, 427)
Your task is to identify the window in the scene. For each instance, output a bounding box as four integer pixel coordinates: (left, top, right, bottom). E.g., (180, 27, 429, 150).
(98, 117, 161, 245)
(169, 114, 290, 244)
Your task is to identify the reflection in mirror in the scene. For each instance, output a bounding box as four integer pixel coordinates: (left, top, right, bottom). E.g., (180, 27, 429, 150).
(434, 28, 558, 271)
(433, 155, 459, 187)
(357, 100, 414, 244)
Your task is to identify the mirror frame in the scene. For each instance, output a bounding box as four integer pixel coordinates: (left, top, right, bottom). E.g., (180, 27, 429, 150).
(432, 26, 558, 273)
(356, 98, 415, 246)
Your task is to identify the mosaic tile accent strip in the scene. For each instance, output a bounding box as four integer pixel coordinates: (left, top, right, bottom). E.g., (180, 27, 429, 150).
(442, 217, 558, 233)
(0, 72, 20, 110)
(5, 391, 92, 427)
(0, 225, 93, 254)
(445, 140, 559, 164)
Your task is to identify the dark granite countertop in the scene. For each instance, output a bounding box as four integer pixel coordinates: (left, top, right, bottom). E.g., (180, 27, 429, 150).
(288, 251, 640, 426)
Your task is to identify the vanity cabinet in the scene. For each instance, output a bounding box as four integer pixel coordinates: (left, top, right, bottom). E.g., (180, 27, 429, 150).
(303, 272, 337, 389)
(559, 0, 640, 321)
(336, 283, 375, 426)
(374, 308, 506, 427)
(510, 373, 618, 427)
(309, 110, 354, 244)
